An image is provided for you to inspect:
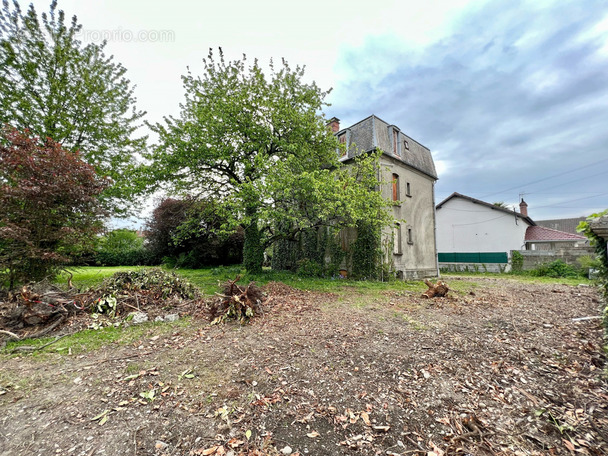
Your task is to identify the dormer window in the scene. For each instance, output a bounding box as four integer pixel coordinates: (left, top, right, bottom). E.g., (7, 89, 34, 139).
(393, 129, 399, 156)
(338, 133, 346, 157)
(388, 125, 401, 157)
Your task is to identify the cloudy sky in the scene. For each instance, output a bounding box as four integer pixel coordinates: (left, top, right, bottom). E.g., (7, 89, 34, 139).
(27, 0, 608, 224)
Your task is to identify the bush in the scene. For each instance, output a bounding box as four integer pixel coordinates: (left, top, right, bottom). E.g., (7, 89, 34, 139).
(0, 128, 106, 288)
(296, 259, 325, 277)
(511, 251, 524, 272)
(577, 255, 601, 274)
(147, 197, 244, 267)
(95, 229, 153, 266)
(529, 260, 582, 278)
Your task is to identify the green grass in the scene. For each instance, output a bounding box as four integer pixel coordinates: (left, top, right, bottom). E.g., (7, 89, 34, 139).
(60, 265, 428, 296)
(59, 265, 594, 298)
(60, 266, 146, 289)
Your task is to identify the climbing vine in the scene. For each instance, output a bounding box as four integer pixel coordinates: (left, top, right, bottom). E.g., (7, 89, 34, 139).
(577, 210, 608, 347)
(351, 221, 382, 280)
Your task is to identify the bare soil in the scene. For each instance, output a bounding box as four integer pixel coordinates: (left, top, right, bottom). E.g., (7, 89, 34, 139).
(0, 277, 606, 456)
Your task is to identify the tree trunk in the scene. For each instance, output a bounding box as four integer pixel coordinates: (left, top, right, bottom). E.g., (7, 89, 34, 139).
(422, 279, 449, 298)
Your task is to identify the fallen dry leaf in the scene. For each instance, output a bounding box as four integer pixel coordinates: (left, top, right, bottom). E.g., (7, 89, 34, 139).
(361, 411, 371, 426)
(202, 446, 220, 455)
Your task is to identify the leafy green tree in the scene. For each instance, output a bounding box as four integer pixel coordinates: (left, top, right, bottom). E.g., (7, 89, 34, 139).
(0, 0, 146, 209)
(143, 49, 392, 272)
(146, 197, 244, 268)
(0, 127, 106, 287)
(96, 229, 151, 266)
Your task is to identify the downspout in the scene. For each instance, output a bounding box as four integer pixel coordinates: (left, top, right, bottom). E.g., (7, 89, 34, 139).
(433, 180, 440, 277)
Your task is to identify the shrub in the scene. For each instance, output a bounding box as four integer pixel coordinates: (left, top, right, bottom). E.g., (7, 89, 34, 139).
(529, 260, 581, 278)
(511, 251, 524, 272)
(296, 259, 325, 277)
(0, 128, 106, 288)
(146, 197, 244, 267)
(96, 229, 152, 266)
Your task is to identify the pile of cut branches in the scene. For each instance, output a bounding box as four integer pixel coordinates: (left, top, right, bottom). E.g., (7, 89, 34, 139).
(0, 282, 81, 346)
(1, 269, 204, 347)
(80, 268, 202, 317)
(206, 276, 265, 325)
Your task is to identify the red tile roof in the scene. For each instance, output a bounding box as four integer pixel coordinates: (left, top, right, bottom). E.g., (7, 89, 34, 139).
(525, 225, 587, 242)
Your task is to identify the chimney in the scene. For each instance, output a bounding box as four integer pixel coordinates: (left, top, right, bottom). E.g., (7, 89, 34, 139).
(519, 198, 528, 217)
(327, 117, 340, 133)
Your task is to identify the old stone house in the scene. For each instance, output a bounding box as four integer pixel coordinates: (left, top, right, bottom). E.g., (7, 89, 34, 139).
(329, 115, 439, 278)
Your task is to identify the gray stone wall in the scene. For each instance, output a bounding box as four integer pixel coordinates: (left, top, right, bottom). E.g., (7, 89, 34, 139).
(512, 247, 595, 270)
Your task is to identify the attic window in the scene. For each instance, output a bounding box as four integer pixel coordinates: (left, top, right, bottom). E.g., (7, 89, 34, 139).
(393, 129, 399, 156)
(338, 133, 346, 156)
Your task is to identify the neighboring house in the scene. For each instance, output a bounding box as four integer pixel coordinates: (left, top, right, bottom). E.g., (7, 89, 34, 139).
(524, 225, 588, 250)
(329, 115, 439, 278)
(436, 192, 588, 271)
(535, 217, 586, 235)
(436, 193, 534, 271)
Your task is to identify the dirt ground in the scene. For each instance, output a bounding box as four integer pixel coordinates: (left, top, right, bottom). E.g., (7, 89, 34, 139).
(1, 277, 607, 456)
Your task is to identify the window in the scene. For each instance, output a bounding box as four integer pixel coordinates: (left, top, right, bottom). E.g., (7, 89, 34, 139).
(392, 173, 400, 201)
(407, 227, 413, 245)
(394, 223, 403, 254)
(406, 182, 411, 197)
(393, 129, 399, 156)
(404, 140, 409, 150)
(338, 133, 346, 157)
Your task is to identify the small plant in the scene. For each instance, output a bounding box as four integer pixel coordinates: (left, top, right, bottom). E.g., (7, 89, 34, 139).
(296, 259, 324, 277)
(511, 251, 524, 272)
(96, 296, 118, 317)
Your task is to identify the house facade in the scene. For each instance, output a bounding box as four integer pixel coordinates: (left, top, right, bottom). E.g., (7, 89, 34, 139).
(436, 193, 535, 271)
(331, 115, 439, 279)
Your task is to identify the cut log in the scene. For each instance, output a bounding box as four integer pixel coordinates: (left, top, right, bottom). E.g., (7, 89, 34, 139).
(422, 279, 449, 298)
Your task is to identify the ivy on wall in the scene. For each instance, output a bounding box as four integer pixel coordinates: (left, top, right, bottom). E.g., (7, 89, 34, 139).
(351, 221, 382, 280)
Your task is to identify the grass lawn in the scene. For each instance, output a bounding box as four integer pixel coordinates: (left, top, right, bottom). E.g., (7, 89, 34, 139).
(59, 265, 594, 297)
(60, 265, 431, 296)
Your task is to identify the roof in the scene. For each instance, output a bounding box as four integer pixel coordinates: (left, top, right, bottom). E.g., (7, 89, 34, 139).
(589, 215, 608, 240)
(525, 225, 587, 242)
(436, 192, 536, 226)
(535, 217, 587, 235)
(338, 115, 437, 180)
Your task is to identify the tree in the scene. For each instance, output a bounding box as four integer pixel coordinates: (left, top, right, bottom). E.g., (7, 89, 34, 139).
(144, 49, 392, 272)
(96, 228, 150, 266)
(0, 127, 107, 287)
(146, 197, 244, 267)
(0, 0, 146, 209)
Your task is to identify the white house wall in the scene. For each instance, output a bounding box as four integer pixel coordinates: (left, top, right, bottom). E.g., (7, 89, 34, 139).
(436, 198, 529, 255)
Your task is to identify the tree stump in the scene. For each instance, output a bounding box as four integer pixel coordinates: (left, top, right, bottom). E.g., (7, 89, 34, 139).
(422, 279, 449, 298)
